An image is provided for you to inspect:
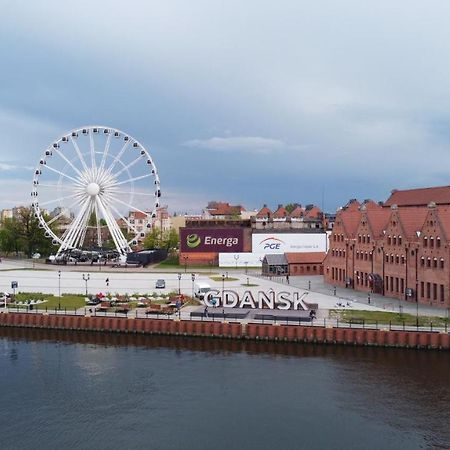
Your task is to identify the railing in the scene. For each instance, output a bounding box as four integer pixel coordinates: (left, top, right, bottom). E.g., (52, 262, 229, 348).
(1, 306, 448, 333)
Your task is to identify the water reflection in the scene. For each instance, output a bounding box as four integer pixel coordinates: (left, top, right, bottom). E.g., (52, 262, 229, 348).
(0, 327, 449, 450)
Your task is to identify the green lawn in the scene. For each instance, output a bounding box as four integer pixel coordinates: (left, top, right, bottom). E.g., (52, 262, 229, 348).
(12, 292, 86, 310)
(330, 309, 449, 327)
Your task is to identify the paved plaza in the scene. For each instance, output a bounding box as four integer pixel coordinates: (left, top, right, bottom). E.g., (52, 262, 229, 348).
(0, 259, 448, 318)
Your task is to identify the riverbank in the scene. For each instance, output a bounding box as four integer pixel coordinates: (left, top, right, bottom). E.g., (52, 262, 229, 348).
(0, 311, 448, 350)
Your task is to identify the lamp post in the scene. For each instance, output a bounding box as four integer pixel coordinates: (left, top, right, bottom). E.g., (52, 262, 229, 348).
(244, 261, 248, 274)
(183, 256, 188, 273)
(234, 254, 239, 269)
(82, 273, 90, 297)
(191, 273, 195, 300)
(177, 273, 182, 295)
(222, 273, 225, 303)
(58, 270, 61, 310)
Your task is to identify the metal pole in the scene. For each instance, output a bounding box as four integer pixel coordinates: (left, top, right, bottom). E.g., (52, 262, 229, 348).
(58, 270, 61, 310)
(177, 273, 181, 295)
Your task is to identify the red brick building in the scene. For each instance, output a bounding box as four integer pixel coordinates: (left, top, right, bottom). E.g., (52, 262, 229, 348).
(286, 252, 326, 276)
(324, 186, 450, 308)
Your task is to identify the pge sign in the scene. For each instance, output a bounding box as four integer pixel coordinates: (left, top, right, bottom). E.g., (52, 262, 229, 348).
(252, 233, 327, 254)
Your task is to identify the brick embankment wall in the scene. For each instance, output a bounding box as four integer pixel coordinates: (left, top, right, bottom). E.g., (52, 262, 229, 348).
(0, 313, 448, 350)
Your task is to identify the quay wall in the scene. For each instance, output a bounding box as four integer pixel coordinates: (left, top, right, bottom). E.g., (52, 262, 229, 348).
(0, 312, 448, 350)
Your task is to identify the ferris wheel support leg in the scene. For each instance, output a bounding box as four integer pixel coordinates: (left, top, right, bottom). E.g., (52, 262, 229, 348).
(56, 197, 91, 256)
(96, 197, 128, 255)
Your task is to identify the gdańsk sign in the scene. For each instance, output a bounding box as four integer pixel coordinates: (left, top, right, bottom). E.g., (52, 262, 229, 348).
(203, 289, 306, 310)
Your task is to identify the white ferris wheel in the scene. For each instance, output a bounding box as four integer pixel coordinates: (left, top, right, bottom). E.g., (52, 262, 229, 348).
(31, 125, 161, 256)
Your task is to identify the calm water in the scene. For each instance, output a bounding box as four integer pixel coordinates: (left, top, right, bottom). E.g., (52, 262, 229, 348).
(0, 328, 449, 450)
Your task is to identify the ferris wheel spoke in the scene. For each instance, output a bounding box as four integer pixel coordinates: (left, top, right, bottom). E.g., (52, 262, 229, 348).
(43, 165, 85, 186)
(110, 156, 143, 179)
(76, 201, 93, 248)
(105, 139, 131, 174)
(38, 191, 85, 207)
(89, 132, 97, 173)
(93, 200, 103, 247)
(53, 148, 86, 179)
(70, 136, 89, 172)
(98, 132, 112, 174)
(104, 193, 149, 218)
(37, 183, 77, 191)
(109, 189, 155, 197)
(46, 196, 84, 225)
(106, 173, 152, 188)
(60, 197, 92, 252)
(107, 202, 142, 235)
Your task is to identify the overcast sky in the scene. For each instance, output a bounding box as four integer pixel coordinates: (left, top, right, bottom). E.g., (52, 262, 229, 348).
(1, 0, 450, 213)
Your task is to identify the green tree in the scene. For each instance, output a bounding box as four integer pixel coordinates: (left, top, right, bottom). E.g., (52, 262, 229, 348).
(285, 203, 297, 214)
(0, 218, 23, 255)
(17, 208, 58, 257)
(143, 227, 163, 249)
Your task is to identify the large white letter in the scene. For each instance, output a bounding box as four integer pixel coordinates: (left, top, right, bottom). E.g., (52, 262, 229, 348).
(258, 291, 274, 309)
(276, 292, 291, 310)
(222, 289, 239, 308)
(239, 291, 256, 309)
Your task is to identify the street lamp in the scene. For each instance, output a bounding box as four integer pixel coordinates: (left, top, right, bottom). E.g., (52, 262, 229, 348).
(244, 261, 248, 274)
(177, 273, 182, 295)
(191, 273, 196, 299)
(82, 273, 90, 297)
(234, 254, 239, 269)
(222, 273, 225, 304)
(58, 270, 61, 310)
(183, 256, 188, 273)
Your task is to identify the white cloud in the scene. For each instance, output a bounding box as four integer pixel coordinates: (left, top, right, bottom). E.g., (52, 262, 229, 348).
(183, 136, 298, 153)
(0, 163, 33, 171)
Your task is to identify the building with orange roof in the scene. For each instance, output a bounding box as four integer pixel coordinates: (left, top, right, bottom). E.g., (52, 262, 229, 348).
(324, 190, 450, 308)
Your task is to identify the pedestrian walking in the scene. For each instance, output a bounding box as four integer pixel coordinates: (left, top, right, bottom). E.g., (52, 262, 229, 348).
(106, 278, 109, 287)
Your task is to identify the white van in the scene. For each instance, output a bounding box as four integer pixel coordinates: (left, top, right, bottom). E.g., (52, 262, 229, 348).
(194, 282, 212, 300)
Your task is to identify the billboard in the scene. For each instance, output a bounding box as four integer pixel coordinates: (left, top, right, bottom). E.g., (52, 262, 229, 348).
(252, 233, 327, 254)
(180, 228, 244, 253)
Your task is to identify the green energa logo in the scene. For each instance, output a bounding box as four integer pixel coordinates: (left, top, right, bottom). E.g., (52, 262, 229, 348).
(186, 233, 201, 248)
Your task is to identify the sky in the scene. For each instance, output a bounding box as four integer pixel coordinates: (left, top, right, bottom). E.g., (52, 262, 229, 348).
(2, 0, 450, 214)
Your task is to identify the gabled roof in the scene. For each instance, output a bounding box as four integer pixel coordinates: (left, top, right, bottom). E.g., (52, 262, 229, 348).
(273, 205, 289, 218)
(263, 254, 287, 265)
(385, 186, 450, 207)
(365, 209, 391, 238)
(336, 210, 361, 237)
(396, 207, 429, 238)
(285, 252, 326, 264)
(256, 205, 272, 218)
(304, 206, 321, 219)
(207, 202, 244, 216)
(130, 211, 147, 219)
(290, 205, 305, 218)
(434, 207, 450, 241)
(342, 199, 361, 211)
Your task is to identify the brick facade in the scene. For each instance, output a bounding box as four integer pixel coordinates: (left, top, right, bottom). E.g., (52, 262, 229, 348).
(324, 199, 450, 309)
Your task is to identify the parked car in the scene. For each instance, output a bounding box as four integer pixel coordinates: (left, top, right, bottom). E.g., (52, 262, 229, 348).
(155, 279, 166, 289)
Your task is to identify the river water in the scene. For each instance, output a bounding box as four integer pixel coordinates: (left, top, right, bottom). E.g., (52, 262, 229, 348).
(0, 328, 449, 450)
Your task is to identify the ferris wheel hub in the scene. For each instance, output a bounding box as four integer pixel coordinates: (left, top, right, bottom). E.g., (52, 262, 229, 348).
(86, 182, 100, 196)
